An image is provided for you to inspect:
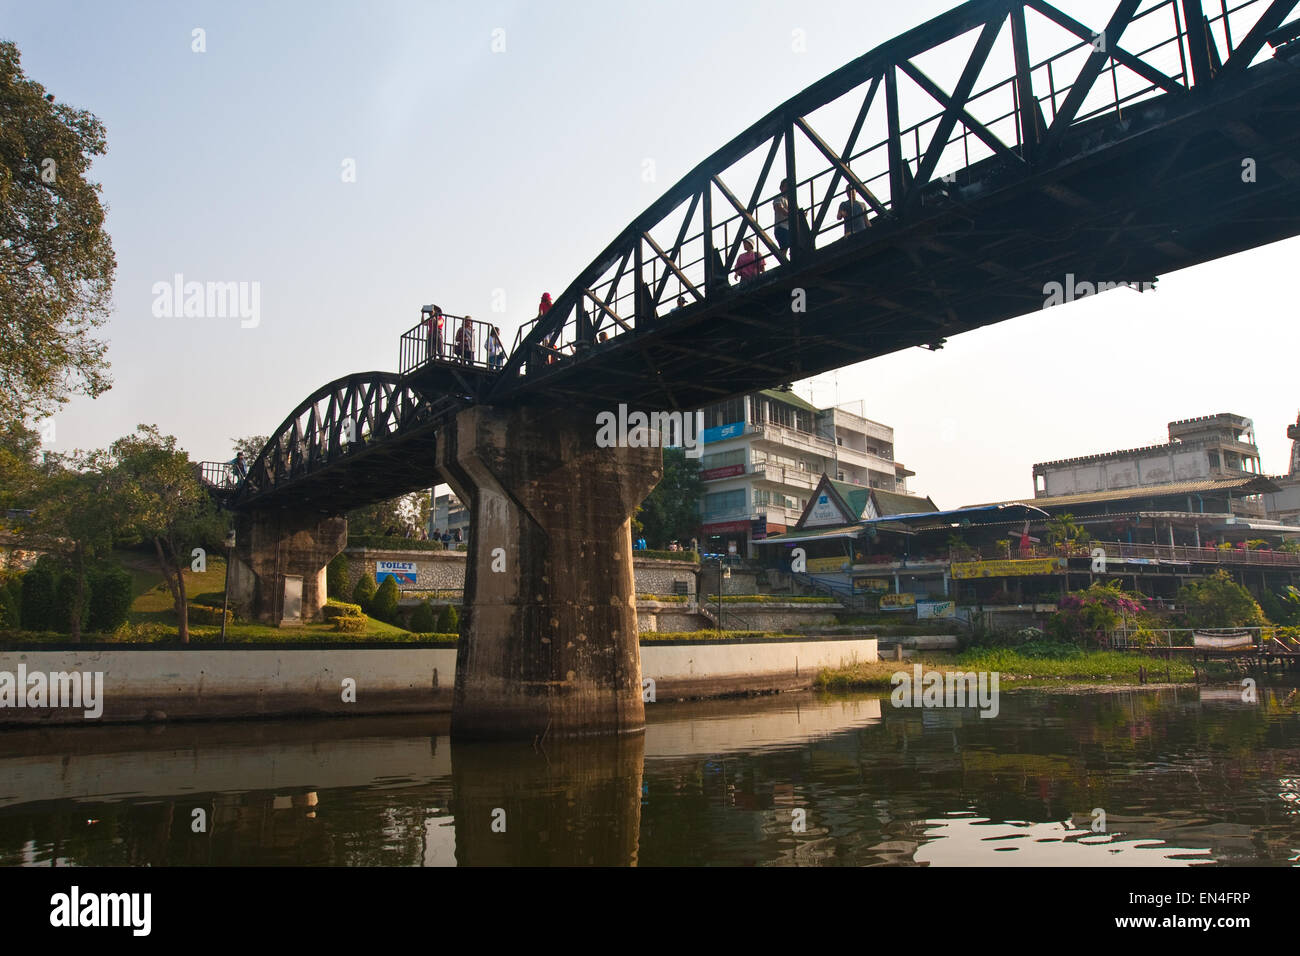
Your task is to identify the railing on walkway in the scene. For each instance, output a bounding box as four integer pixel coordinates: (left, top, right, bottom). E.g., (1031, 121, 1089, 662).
(953, 539, 1300, 568)
(490, 0, 1283, 387)
(197, 461, 242, 492)
(399, 314, 505, 375)
(1112, 626, 1300, 651)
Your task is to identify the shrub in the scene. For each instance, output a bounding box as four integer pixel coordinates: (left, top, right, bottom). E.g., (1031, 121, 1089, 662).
(188, 604, 233, 627)
(434, 603, 460, 633)
(20, 560, 58, 632)
(371, 577, 400, 624)
(322, 601, 364, 620)
(327, 553, 350, 600)
(352, 574, 377, 614)
(0, 573, 20, 628)
(87, 565, 133, 633)
(410, 600, 436, 632)
(1178, 571, 1266, 629)
(1047, 580, 1146, 645)
(332, 614, 367, 633)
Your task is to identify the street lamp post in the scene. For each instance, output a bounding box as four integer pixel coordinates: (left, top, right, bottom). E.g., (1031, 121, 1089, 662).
(220, 528, 236, 642)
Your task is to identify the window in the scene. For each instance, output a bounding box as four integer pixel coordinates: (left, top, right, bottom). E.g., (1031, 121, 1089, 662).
(704, 489, 746, 515)
(701, 449, 745, 471)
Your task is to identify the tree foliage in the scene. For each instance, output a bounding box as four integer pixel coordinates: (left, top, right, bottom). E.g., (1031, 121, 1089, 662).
(351, 573, 376, 614)
(0, 40, 115, 424)
(1048, 580, 1146, 645)
(1178, 570, 1266, 629)
(636, 448, 700, 548)
(434, 603, 459, 634)
(371, 576, 400, 623)
(107, 425, 223, 642)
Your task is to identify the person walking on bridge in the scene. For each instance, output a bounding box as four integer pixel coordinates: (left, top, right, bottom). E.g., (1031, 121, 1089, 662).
(454, 317, 474, 363)
(838, 185, 868, 236)
(735, 238, 765, 283)
(423, 304, 444, 364)
(487, 325, 505, 369)
(774, 179, 791, 252)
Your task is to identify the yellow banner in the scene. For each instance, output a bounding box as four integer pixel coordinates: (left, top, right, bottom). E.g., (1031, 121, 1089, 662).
(853, 577, 890, 593)
(950, 557, 1067, 579)
(807, 556, 848, 572)
(879, 592, 915, 610)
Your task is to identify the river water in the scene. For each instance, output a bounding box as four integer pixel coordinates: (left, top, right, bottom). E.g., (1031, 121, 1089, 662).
(1, 685, 1297, 866)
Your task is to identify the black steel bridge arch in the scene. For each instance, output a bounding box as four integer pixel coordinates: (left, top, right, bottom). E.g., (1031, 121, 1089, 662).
(204, 0, 1300, 511)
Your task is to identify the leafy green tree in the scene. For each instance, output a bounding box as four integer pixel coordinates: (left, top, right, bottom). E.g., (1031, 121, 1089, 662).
(1048, 580, 1146, 645)
(636, 448, 699, 548)
(108, 425, 223, 643)
(372, 576, 400, 623)
(351, 574, 376, 614)
(86, 564, 132, 632)
(1046, 512, 1089, 550)
(19, 455, 119, 640)
(0, 421, 44, 514)
(0, 40, 115, 425)
(409, 599, 436, 633)
(326, 552, 350, 599)
(434, 603, 459, 634)
(1179, 570, 1266, 629)
(19, 557, 57, 631)
(347, 491, 432, 537)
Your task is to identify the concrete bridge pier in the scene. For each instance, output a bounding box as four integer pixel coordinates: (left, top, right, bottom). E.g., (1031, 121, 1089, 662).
(228, 510, 347, 624)
(439, 403, 662, 740)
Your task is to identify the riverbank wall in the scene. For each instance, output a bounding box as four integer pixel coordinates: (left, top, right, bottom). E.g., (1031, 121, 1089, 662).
(0, 636, 877, 726)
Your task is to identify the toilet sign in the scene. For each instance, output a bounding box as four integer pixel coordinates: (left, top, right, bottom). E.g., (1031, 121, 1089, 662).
(376, 561, 418, 586)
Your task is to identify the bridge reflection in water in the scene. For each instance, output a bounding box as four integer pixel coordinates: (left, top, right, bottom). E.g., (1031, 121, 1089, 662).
(1, 688, 1298, 866)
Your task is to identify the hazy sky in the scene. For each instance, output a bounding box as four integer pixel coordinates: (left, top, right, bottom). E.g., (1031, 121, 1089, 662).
(5, 0, 1296, 508)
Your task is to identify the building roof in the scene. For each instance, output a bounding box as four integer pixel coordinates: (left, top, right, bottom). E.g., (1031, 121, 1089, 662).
(829, 479, 872, 518)
(756, 388, 820, 414)
(965, 475, 1278, 510)
(871, 488, 939, 516)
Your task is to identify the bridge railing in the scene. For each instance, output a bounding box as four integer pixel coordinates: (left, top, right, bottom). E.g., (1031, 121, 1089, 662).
(197, 461, 242, 492)
(490, 0, 1284, 392)
(399, 313, 505, 375)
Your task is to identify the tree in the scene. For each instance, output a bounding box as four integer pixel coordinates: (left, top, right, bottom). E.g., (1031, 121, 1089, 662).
(0, 420, 44, 514)
(352, 573, 376, 613)
(372, 576, 400, 623)
(434, 604, 459, 634)
(1046, 513, 1089, 551)
(348, 490, 431, 537)
(230, 435, 268, 464)
(636, 448, 700, 548)
(108, 425, 223, 643)
(409, 599, 436, 633)
(1048, 580, 1146, 645)
(0, 40, 115, 425)
(1179, 571, 1266, 629)
(326, 552, 350, 600)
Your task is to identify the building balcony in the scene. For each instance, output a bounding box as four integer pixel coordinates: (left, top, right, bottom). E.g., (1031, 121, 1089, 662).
(746, 422, 834, 458)
(751, 461, 820, 491)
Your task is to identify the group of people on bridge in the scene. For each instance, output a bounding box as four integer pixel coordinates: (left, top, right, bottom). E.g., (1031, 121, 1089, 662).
(422, 305, 506, 370)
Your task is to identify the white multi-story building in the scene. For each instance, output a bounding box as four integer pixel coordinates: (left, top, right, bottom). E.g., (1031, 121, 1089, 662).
(430, 491, 470, 538)
(697, 388, 915, 556)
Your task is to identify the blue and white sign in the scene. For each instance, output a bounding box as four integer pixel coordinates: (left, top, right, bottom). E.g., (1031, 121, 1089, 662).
(701, 421, 745, 444)
(376, 561, 418, 586)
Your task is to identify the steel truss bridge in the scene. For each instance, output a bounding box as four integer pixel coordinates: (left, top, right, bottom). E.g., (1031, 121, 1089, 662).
(204, 0, 1300, 513)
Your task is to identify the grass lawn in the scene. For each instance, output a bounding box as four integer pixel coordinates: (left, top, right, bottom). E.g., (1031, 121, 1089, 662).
(104, 552, 428, 643)
(816, 646, 1197, 692)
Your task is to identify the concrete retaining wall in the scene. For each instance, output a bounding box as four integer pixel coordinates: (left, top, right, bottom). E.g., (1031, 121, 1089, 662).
(0, 636, 875, 725)
(343, 548, 698, 598)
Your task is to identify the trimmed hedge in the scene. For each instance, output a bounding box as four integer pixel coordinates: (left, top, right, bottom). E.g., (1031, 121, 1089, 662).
(326, 553, 350, 599)
(322, 601, 364, 620)
(348, 536, 451, 552)
(352, 574, 377, 614)
(372, 577, 400, 624)
(87, 566, 133, 633)
(435, 604, 459, 633)
(409, 600, 436, 632)
(189, 604, 233, 627)
(331, 615, 367, 633)
(639, 550, 699, 563)
(20, 561, 58, 632)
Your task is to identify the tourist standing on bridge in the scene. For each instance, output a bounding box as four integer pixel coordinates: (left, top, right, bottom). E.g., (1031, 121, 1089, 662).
(538, 292, 560, 364)
(423, 304, 444, 364)
(735, 238, 765, 282)
(838, 186, 868, 236)
(774, 179, 791, 251)
(487, 326, 505, 368)
(228, 452, 247, 488)
(454, 317, 474, 363)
